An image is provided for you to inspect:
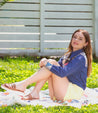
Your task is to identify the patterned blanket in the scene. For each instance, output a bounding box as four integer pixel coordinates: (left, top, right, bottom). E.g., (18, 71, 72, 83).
(0, 87, 98, 108)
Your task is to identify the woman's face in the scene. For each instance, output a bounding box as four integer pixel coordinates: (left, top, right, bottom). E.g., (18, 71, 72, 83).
(71, 32, 88, 51)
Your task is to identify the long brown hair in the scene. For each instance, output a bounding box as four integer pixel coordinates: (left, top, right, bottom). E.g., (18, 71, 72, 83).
(66, 29, 92, 77)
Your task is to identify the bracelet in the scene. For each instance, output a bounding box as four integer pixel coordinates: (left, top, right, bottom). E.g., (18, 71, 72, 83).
(45, 62, 52, 70)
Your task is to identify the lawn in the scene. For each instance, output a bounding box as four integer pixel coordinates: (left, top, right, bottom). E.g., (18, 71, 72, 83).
(0, 56, 98, 113)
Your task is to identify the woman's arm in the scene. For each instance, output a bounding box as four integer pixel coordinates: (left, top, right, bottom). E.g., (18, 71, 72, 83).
(45, 55, 85, 77)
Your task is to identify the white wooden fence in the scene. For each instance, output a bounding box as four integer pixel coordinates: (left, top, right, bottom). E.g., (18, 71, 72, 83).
(0, 0, 97, 56)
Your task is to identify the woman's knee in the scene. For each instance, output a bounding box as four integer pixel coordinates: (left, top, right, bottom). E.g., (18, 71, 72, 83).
(48, 59, 59, 66)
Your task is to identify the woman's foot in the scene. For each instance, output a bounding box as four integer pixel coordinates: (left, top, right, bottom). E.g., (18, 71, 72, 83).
(1, 82, 26, 93)
(21, 93, 39, 100)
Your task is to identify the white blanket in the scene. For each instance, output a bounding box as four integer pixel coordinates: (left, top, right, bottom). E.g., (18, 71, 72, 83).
(0, 87, 98, 108)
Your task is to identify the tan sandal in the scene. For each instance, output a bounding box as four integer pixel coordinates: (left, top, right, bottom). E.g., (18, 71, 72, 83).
(21, 94, 39, 100)
(1, 83, 24, 93)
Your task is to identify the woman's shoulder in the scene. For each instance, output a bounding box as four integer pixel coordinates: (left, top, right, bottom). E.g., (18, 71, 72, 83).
(77, 52, 87, 67)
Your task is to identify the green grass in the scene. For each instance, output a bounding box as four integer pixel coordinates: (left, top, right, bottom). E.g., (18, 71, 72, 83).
(0, 57, 98, 113)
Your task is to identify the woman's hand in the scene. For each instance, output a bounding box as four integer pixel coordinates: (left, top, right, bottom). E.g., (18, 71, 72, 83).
(39, 58, 48, 68)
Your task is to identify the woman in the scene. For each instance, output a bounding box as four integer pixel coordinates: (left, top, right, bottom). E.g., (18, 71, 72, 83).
(1, 29, 92, 101)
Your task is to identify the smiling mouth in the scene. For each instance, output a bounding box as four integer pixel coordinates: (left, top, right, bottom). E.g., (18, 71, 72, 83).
(73, 42, 78, 45)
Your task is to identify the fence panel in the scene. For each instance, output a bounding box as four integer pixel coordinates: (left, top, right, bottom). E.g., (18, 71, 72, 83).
(0, 0, 40, 56)
(43, 0, 94, 56)
(0, 0, 94, 56)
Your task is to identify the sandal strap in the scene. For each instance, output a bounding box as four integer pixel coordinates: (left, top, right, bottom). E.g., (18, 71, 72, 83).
(11, 84, 16, 89)
(5, 83, 16, 89)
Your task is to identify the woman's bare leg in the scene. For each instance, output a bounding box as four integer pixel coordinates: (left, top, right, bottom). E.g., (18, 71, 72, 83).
(2, 59, 58, 92)
(22, 68, 69, 101)
(21, 59, 58, 100)
(28, 59, 59, 100)
(2, 67, 52, 92)
(3, 59, 69, 101)
(18, 59, 59, 91)
(48, 76, 55, 100)
(32, 80, 47, 97)
(22, 79, 47, 100)
(27, 76, 56, 100)
(11, 67, 52, 92)
(52, 74, 69, 101)
(22, 59, 69, 101)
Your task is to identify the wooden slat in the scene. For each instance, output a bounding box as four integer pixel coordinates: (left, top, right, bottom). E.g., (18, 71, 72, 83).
(0, 11, 40, 18)
(45, 34, 93, 40)
(0, 4, 40, 10)
(1, 35, 93, 46)
(45, 20, 93, 26)
(0, 42, 39, 48)
(45, 27, 93, 33)
(45, 5, 92, 12)
(45, 35, 71, 40)
(40, 0, 45, 53)
(11, 0, 40, 3)
(45, 0, 93, 4)
(0, 26, 39, 33)
(45, 12, 93, 19)
(0, 49, 40, 57)
(0, 34, 39, 40)
(44, 42, 69, 48)
(42, 49, 66, 56)
(45, 41, 93, 49)
(0, 19, 40, 25)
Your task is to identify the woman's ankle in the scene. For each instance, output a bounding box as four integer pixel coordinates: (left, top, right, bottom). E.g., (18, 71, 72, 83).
(30, 90, 39, 99)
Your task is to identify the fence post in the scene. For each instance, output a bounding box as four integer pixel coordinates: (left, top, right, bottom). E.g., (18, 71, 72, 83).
(39, 0, 45, 55)
(94, 0, 98, 58)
